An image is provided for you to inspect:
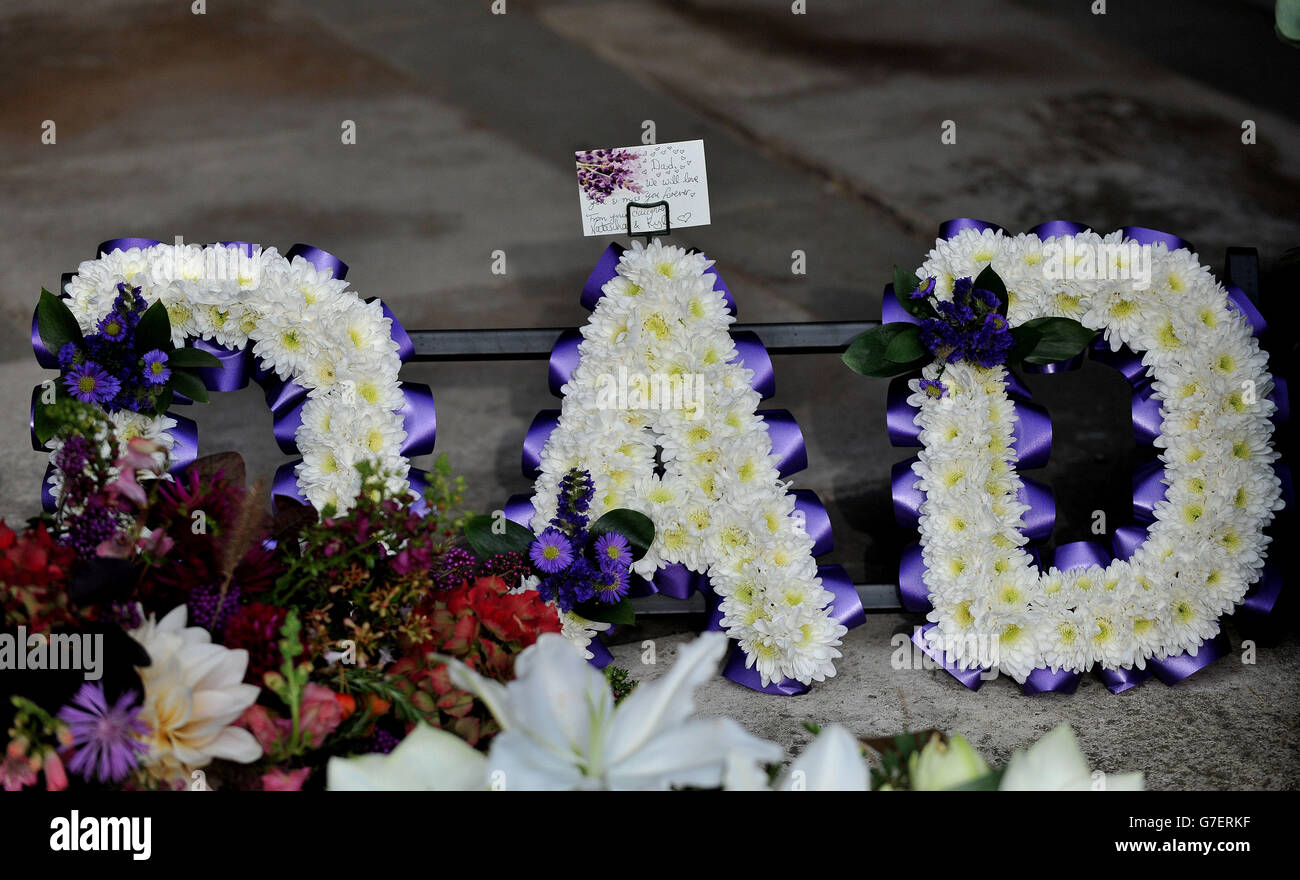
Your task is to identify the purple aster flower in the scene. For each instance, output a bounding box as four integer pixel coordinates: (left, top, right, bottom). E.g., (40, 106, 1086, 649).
(63, 361, 121, 404)
(595, 562, 630, 603)
(141, 349, 170, 386)
(529, 527, 574, 574)
(96, 311, 128, 342)
(909, 276, 937, 300)
(57, 683, 148, 784)
(918, 378, 948, 399)
(594, 532, 632, 567)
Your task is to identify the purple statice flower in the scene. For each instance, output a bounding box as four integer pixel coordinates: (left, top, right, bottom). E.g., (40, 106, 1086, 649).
(114, 283, 147, 325)
(594, 532, 632, 568)
(909, 276, 937, 300)
(529, 528, 574, 574)
(575, 148, 642, 204)
(63, 361, 121, 405)
(919, 276, 1013, 368)
(918, 378, 948, 399)
(538, 558, 598, 612)
(57, 683, 148, 784)
(549, 468, 595, 536)
(367, 727, 401, 755)
(57, 341, 83, 369)
(594, 562, 630, 604)
(96, 311, 129, 342)
(141, 349, 170, 386)
(61, 502, 122, 559)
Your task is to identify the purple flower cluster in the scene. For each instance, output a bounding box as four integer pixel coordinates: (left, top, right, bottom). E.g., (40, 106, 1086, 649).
(919, 277, 1014, 368)
(435, 546, 477, 590)
(528, 468, 633, 612)
(575, 148, 642, 204)
(59, 283, 171, 413)
(188, 581, 242, 635)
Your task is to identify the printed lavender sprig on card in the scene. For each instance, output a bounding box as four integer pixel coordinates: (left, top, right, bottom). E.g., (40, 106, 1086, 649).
(575, 148, 642, 203)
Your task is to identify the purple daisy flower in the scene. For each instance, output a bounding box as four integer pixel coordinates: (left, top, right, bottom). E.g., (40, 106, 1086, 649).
(593, 532, 632, 567)
(141, 349, 170, 386)
(595, 562, 630, 603)
(57, 683, 148, 784)
(96, 311, 128, 342)
(909, 276, 937, 300)
(529, 527, 574, 574)
(918, 378, 948, 399)
(63, 361, 121, 404)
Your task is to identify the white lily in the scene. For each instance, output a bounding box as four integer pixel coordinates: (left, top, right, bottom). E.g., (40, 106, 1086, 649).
(452, 631, 781, 790)
(999, 724, 1144, 791)
(327, 724, 488, 791)
(775, 724, 870, 791)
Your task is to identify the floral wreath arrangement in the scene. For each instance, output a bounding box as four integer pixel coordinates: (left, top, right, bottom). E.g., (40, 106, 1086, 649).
(506, 240, 864, 693)
(846, 220, 1288, 694)
(30, 239, 437, 515)
(327, 629, 1143, 792)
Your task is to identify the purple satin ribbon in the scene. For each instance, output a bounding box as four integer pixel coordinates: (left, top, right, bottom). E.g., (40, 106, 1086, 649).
(881, 284, 921, 326)
(886, 373, 923, 447)
(28, 386, 44, 452)
(32, 309, 57, 368)
(1052, 540, 1111, 571)
(731, 331, 775, 399)
(759, 410, 808, 477)
(1018, 477, 1055, 542)
(1097, 665, 1152, 694)
(375, 300, 414, 364)
(260, 374, 309, 416)
(286, 243, 348, 280)
(1130, 381, 1163, 445)
(791, 489, 834, 556)
(98, 237, 162, 255)
(1225, 285, 1266, 337)
(1022, 353, 1084, 374)
(891, 458, 923, 527)
(192, 340, 251, 392)
(272, 461, 307, 508)
(1131, 460, 1167, 523)
(580, 243, 626, 311)
(587, 639, 614, 669)
(522, 410, 560, 479)
(41, 465, 57, 513)
(1240, 563, 1283, 620)
(547, 330, 583, 396)
(912, 623, 986, 691)
(167, 415, 199, 476)
(1110, 524, 1149, 561)
(1011, 400, 1052, 468)
(1090, 341, 1147, 385)
(938, 218, 1003, 239)
(897, 543, 929, 612)
(1149, 631, 1231, 685)
(652, 563, 704, 600)
(1119, 226, 1193, 253)
(1028, 220, 1091, 239)
(502, 493, 536, 527)
(1021, 666, 1082, 695)
(397, 383, 438, 457)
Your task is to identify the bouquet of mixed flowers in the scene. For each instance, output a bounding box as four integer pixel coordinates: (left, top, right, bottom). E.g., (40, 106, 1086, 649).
(3, 392, 651, 791)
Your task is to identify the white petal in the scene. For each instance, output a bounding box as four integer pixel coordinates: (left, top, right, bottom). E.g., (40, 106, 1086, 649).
(606, 717, 781, 791)
(776, 724, 869, 791)
(203, 725, 263, 764)
(327, 724, 487, 791)
(999, 724, 1094, 791)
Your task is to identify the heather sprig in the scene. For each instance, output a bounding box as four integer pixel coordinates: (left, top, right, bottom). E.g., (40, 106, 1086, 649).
(575, 148, 642, 204)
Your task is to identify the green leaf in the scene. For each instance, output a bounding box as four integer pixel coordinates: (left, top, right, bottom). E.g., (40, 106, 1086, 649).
(166, 346, 222, 368)
(36, 289, 83, 356)
(883, 323, 926, 364)
(32, 390, 59, 446)
(974, 265, 1008, 316)
(135, 300, 173, 353)
(588, 509, 655, 562)
(169, 369, 210, 404)
(892, 266, 934, 320)
(463, 513, 534, 558)
(843, 323, 932, 378)
(944, 768, 1005, 791)
(575, 596, 636, 626)
(1014, 317, 1098, 365)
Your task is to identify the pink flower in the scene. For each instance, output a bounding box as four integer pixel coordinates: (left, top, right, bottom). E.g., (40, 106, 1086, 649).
(261, 767, 311, 791)
(239, 704, 290, 753)
(1, 751, 37, 791)
(43, 751, 68, 791)
(298, 684, 343, 748)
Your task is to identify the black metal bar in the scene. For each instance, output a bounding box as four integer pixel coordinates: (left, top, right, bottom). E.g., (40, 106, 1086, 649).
(630, 582, 901, 617)
(407, 320, 878, 361)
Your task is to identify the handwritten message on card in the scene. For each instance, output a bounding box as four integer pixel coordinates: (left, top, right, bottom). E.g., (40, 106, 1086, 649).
(574, 140, 711, 237)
